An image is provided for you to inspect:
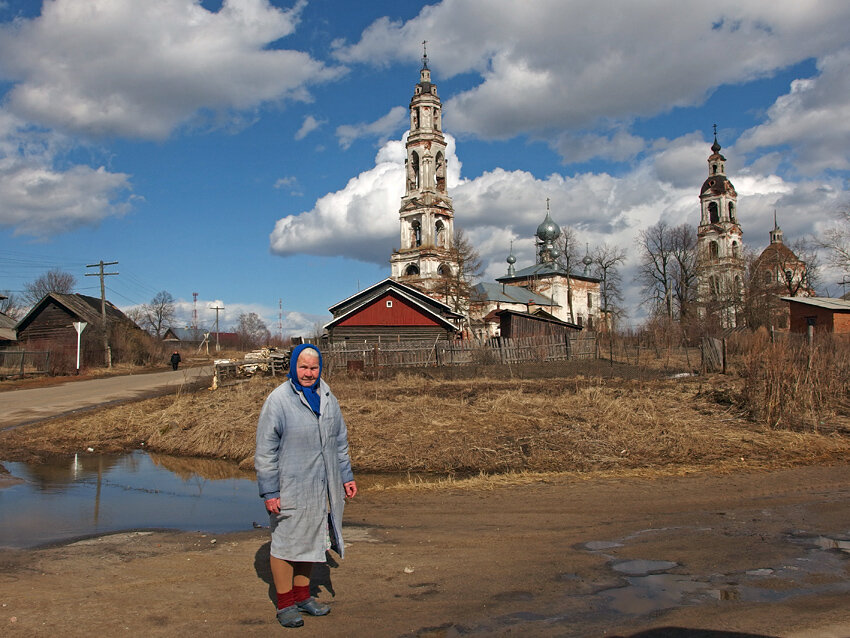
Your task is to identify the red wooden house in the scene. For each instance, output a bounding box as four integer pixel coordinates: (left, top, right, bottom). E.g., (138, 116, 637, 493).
(325, 279, 462, 343)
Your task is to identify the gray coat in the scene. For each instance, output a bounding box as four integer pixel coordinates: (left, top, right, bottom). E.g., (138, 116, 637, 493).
(254, 378, 354, 562)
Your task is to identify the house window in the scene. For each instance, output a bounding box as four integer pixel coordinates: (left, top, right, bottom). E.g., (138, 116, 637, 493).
(386, 300, 393, 308)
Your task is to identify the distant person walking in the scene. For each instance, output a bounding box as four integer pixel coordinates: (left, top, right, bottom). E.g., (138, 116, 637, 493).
(170, 351, 181, 371)
(255, 343, 357, 628)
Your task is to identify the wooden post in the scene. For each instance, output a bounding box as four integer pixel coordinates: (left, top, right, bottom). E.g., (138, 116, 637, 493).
(721, 338, 727, 375)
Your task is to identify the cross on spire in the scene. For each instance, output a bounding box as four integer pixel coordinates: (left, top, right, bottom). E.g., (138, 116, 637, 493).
(422, 40, 429, 67)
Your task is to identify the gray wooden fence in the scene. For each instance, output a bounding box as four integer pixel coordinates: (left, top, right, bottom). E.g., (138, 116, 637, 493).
(0, 350, 51, 379)
(322, 333, 596, 371)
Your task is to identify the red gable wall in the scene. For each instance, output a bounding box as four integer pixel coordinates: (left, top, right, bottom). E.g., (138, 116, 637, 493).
(337, 292, 441, 327)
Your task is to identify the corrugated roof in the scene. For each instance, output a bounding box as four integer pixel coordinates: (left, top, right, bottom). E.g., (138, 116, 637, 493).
(496, 261, 600, 284)
(472, 282, 558, 307)
(781, 297, 850, 311)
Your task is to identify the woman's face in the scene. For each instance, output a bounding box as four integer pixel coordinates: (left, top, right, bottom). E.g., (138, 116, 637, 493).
(295, 351, 320, 386)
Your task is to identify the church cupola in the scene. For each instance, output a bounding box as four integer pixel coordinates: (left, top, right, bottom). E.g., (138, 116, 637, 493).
(769, 211, 784, 245)
(391, 43, 456, 289)
(535, 200, 561, 264)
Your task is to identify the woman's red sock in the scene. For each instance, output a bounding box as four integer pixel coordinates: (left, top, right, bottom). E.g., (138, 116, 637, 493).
(277, 589, 296, 610)
(293, 585, 311, 602)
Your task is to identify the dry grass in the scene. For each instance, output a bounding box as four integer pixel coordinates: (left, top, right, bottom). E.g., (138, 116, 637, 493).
(2, 368, 849, 480)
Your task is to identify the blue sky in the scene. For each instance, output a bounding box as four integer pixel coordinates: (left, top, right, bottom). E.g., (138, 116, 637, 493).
(1, 0, 849, 336)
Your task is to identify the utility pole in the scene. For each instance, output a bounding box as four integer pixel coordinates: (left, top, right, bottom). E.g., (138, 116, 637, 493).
(85, 260, 119, 368)
(210, 305, 224, 352)
(278, 298, 283, 340)
(192, 292, 199, 330)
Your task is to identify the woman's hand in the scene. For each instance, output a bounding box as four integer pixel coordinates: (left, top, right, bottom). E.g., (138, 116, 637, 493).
(343, 481, 357, 499)
(264, 497, 281, 514)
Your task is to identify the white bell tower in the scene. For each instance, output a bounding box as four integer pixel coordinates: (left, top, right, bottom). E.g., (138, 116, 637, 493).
(696, 127, 745, 328)
(390, 44, 456, 289)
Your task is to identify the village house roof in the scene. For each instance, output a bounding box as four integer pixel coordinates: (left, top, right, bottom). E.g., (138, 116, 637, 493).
(15, 292, 136, 333)
(162, 327, 206, 342)
(0, 311, 16, 341)
(472, 282, 559, 307)
(780, 297, 850, 312)
(328, 278, 463, 321)
(496, 261, 600, 284)
(325, 279, 461, 332)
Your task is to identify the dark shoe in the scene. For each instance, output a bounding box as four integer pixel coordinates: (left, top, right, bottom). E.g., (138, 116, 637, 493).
(276, 605, 304, 628)
(296, 597, 330, 616)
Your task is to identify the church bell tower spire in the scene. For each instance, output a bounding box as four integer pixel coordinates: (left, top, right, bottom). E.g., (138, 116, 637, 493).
(390, 44, 456, 287)
(696, 126, 745, 328)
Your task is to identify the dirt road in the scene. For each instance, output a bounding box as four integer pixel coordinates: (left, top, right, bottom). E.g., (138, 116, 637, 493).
(0, 366, 212, 428)
(2, 463, 849, 637)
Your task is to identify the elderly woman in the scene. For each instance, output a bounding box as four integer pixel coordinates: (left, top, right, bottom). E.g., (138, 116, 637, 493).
(255, 344, 357, 628)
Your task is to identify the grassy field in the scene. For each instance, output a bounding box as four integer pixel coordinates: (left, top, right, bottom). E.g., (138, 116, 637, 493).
(2, 358, 849, 479)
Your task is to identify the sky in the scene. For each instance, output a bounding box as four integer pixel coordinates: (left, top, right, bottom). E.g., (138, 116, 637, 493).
(1, 0, 849, 336)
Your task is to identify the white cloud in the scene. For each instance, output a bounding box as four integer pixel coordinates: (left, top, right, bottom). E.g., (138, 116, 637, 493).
(335, 106, 407, 150)
(270, 133, 462, 262)
(0, 110, 133, 236)
(736, 48, 850, 174)
(295, 115, 324, 140)
(335, 0, 850, 164)
(0, 0, 342, 139)
(270, 130, 843, 323)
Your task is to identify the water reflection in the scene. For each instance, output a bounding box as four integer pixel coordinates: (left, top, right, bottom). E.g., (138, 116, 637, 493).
(0, 451, 261, 549)
(0, 452, 426, 549)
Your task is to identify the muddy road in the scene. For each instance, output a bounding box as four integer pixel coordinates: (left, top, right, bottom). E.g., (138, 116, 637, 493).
(2, 463, 849, 637)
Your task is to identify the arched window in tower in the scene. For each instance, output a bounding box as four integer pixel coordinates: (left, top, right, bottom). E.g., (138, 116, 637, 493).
(411, 152, 420, 190)
(712, 164, 718, 175)
(435, 152, 446, 193)
(404, 264, 420, 276)
(709, 276, 720, 299)
(709, 241, 719, 260)
(734, 275, 743, 300)
(412, 108, 419, 130)
(411, 220, 422, 247)
(435, 220, 445, 247)
(438, 263, 451, 277)
(708, 202, 719, 223)
(434, 107, 441, 131)
(728, 202, 735, 222)
(731, 241, 739, 259)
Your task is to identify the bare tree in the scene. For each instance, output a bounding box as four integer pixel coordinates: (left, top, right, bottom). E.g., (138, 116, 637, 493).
(140, 291, 176, 338)
(670, 224, 699, 321)
(592, 243, 627, 328)
(553, 225, 582, 322)
(0, 291, 24, 319)
(236, 312, 271, 349)
(819, 207, 850, 274)
(636, 221, 698, 322)
(440, 228, 483, 313)
(23, 268, 76, 305)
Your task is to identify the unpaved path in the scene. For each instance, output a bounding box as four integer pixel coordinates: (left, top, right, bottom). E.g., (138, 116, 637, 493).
(0, 366, 213, 428)
(2, 464, 849, 637)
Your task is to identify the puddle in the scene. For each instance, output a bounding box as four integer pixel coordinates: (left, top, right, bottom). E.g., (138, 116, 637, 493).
(0, 451, 420, 548)
(612, 559, 678, 575)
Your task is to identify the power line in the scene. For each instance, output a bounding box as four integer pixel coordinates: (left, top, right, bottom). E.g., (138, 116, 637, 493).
(85, 260, 119, 368)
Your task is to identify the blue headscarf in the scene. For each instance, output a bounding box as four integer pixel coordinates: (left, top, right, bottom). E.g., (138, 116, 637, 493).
(288, 343, 323, 416)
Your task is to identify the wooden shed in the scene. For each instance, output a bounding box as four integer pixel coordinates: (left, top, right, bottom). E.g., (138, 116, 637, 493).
(782, 297, 850, 334)
(496, 309, 581, 339)
(15, 293, 138, 366)
(325, 279, 462, 343)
